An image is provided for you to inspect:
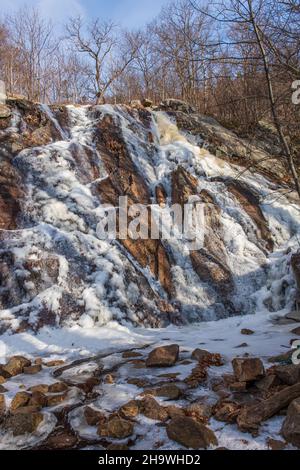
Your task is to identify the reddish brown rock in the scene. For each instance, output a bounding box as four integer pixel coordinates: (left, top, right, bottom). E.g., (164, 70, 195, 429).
(141, 384, 182, 400)
(29, 391, 47, 408)
(213, 400, 241, 424)
(185, 402, 212, 424)
(232, 358, 265, 382)
(167, 416, 218, 449)
(241, 329, 255, 335)
(44, 360, 65, 367)
(281, 398, 300, 448)
(23, 364, 42, 375)
(43, 433, 77, 449)
(48, 382, 68, 393)
(119, 400, 140, 419)
(255, 374, 279, 391)
(5, 411, 43, 436)
(47, 392, 67, 407)
(267, 438, 286, 450)
(10, 392, 31, 410)
(146, 344, 179, 367)
(84, 406, 106, 426)
(100, 416, 134, 439)
(2, 356, 31, 377)
(273, 364, 300, 386)
(140, 397, 169, 421)
(28, 384, 49, 394)
(122, 351, 143, 359)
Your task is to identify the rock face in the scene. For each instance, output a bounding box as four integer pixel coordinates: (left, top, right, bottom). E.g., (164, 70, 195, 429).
(146, 345, 179, 367)
(167, 416, 218, 449)
(0, 97, 298, 330)
(281, 398, 300, 448)
(232, 358, 265, 382)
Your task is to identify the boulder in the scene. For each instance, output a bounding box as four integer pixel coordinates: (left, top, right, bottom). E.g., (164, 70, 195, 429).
(119, 400, 140, 419)
(281, 398, 300, 448)
(273, 364, 300, 385)
(105, 417, 134, 439)
(232, 358, 265, 382)
(10, 392, 31, 410)
(0, 105, 11, 119)
(46, 392, 67, 407)
(140, 397, 169, 421)
(29, 391, 47, 408)
(213, 401, 241, 423)
(2, 356, 31, 377)
(42, 433, 77, 449)
(291, 327, 300, 336)
(167, 416, 218, 449)
(28, 384, 49, 393)
(122, 351, 143, 359)
(185, 402, 212, 424)
(5, 412, 44, 436)
(23, 364, 42, 375)
(142, 384, 182, 400)
(255, 374, 279, 391)
(84, 406, 106, 426)
(267, 438, 286, 450)
(146, 344, 179, 367)
(48, 382, 68, 393)
(192, 349, 214, 362)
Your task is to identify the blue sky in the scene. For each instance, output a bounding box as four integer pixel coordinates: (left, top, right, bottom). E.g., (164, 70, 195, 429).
(0, 0, 170, 28)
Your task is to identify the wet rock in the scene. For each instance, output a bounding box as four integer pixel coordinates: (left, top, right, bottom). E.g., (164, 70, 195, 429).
(241, 329, 255, 335)
(185, 402, 212, 424)
(213, 400, 241, 424)
(127, 378, 149, 388)
(142, 384, 182, 400)
(140, 397, 169, 421)
(161, 99, 196, 114)
(10, 392, 31, 410)
(166, 405, 186, 419)
(48, 382, 68, 393)
(0, 394, 5, 414)
(2, 356, 31, 377)
(281, 398, 300, 448)
(122, 351, 143, 359)
(107, 443, 129, 450)
(285, 311, 300, 322)
(155, 184, 167, 207)
(291, 327, 300, 336)
(5, 411, 43, 436)
(230, 382, 248, 392)
(28, 384, 49, 394)
(273, 364, 300, 385)
(268, 350, 293, 363)
(24, 364, 42, 375)
(255, 374, 279, 391)
(12, 406, 42, 415)
(267, 438, 287, 450)
(129, 359, 146, 369)
(146, 344, 179, 367)
(77, 377, 100, 394)
(167, 416, 218, 449)
(101, 417, 134, 439)
(0, 376, 6, 385)
(0, 385, 7, 393)
(0, 105, 11, 119)
(104, 374, 115, 384)
(43, 432, 77, 449)
(232, 358, 265, 382)
(29, 391, 47, 408)
(47, 392, 67, 407)
(119, 400, 140, 419)
(44, 360, 65, 367)
(84, 406, 106, 426)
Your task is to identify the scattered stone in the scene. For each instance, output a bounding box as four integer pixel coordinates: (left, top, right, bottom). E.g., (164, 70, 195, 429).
(281, 397, 300, 448)
(11, 406, 41, 415)
(34, 358, 43, 365)
(2, 356, 31, 377)
(0, 385, 7, 393)
(273, 364, 300, 385)
(185, 402, 212, 424)
(0, 104, 11, 119)
(44, 360, 65, 367)
(191, 349, 223, 365)
(47, 392, 67, 407)
(84, 406, 106, 426)
(241, 329, 255, 335)
(232, 357, 265, 382)
(127, 378, 149, 388)
(0, 365, 11, 379)
(167, 405, 186, 419)
(237, 383, 300, 433)
(28, 384, 49, 394)
(140, 397, 169, 421)
(23, 364, 42, 375)
(129, 359, 146, 369)
(48, 382, 68, 393)
(77, 377, 100, 394)
(10, 392, 31, 410)
(5, 412, 43, 436)
(29, 391, 47, 408)
(291, 327, 300, 336)
(122, 351, 143, 358)
(167, 417, 218, 449)
(103, 417, 134, 439)
(230, 382, 248, 392)
(268, 350, 293, 363)
(43, 433, 77, 449)
(142, 384, 182, 400)
(158, 372, 180, 379)
(255, 374, 279, 391)
(267, 438, 287, 450)
(107, 443, 129, 450)
(235, 343, 248, 348)
(213, 401, 241, 424)
(0, 394, 5, 413)
(119, 400, 140, 419)
(146, 344, 179, 368)
(104, 374, 115, 384)
(285, 311, 300, 322)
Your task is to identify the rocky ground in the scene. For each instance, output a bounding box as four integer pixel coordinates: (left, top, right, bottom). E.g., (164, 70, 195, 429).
(0, 312, 300, 450)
